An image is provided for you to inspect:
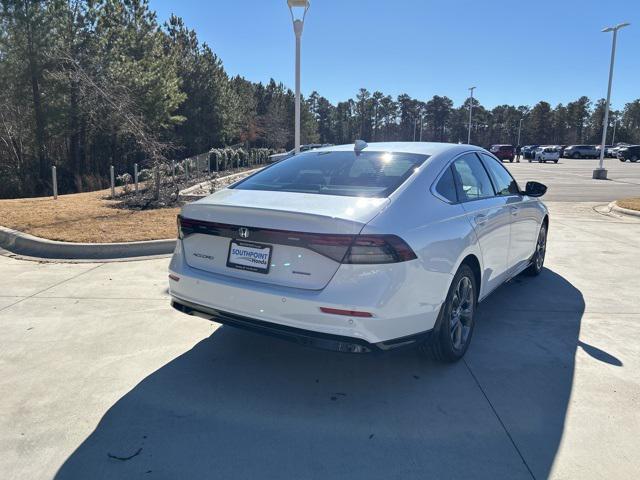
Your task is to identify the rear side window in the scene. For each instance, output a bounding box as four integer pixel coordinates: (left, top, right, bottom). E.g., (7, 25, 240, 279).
(435, 166, 458, 203)
(451, 153, 495, 201)
(233, 151, 429, 198)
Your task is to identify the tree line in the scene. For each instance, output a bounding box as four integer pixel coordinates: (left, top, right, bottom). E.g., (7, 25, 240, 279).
(1, 0, 639, 198)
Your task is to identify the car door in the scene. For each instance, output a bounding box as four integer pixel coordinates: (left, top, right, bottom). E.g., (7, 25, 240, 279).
(479, 153, 539, 274)
(451, 153, 511, 294)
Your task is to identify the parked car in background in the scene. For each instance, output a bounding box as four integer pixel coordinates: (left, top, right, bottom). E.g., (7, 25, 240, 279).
(169, 142, 549, 362)
(489, 144, 515, 162)
(522, 145, 539, 160)
(563, 145, 598, 159)
(533, 146, 560, 163)
(268, 144, 332, 164)
(617, 145, 640, 162)
(595, 145, 615, 158)
(611, 143, 631, 157)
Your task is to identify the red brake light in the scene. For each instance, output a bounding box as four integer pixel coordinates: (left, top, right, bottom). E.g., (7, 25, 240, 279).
(303, 233, 416, 264)
(344, 235, 417, 264)
(176, 216, 416, 264)
(320, 307, 373, 318)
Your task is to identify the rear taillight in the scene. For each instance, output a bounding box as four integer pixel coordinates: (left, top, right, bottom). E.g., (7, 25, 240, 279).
(303, 233, 416, 264)
(177, 215, 199, 239)
(344, 235, 417, 264)
(176, 216, 416, 264)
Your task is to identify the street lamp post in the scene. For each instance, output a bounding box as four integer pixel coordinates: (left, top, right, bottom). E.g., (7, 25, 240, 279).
(287, 0, 310, 154)
(517, 118, 524, 146)
(419, 114, 424, 142)
(467, 86, 476, 144)
(611, 119, 618, 144)
(593, 22, 630, 180)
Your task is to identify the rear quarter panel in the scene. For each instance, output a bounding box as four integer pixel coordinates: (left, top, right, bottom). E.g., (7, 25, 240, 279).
(362, 151, 484, 297)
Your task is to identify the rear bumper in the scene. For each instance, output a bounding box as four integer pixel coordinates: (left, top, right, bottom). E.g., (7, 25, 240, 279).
(168, 239, 450, 345)
(171, 296, 432, 353)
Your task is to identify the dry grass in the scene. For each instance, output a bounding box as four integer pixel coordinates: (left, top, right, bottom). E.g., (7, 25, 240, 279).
(617, 197, 640, 212)
(0, 188, 179, 243)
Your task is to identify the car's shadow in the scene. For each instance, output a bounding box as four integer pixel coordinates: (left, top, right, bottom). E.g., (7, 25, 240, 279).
(55, 268, 610, 479)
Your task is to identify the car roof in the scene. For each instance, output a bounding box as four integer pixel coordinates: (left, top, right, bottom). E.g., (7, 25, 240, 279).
(313, 141, 480, 157)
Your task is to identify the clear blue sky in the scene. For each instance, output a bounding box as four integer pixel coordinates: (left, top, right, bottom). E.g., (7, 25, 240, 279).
(149, 0, 639, 109)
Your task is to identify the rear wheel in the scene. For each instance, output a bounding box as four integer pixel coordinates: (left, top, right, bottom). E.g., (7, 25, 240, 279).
(631, 156, 638, 163)
(619, 158, 626, 162)
(573, 152, 580, 159)
(554, 159, 558, 163)
(422, 264, 477, 362)
(525, 224, 547, 276)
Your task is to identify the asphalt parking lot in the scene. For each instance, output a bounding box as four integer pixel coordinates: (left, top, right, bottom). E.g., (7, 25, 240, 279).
(1, 158, 640, 479)
(504, 156, 640, 202)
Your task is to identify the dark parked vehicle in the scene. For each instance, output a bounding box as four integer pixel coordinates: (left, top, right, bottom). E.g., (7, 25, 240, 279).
(563, 145, 598, 159)
(617, 145, 640, 162)
(522, 145, 539, 160)
(489, 144, 515, 162)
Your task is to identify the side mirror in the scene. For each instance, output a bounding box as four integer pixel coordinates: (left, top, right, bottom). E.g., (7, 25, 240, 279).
(523, 181, 547, 197)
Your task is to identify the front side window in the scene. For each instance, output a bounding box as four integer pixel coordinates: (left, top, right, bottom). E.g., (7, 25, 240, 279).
(451, 153, 495, 201)
(479, 153, 519, 196)
(232, 150, 429, 198)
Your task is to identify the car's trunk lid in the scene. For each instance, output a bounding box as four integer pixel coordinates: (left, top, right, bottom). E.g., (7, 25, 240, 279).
(180, 189, 389, 290)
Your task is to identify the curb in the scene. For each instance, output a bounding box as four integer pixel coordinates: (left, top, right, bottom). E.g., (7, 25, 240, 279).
(0, 225, 176, 260)
(609, 201, 640, 218)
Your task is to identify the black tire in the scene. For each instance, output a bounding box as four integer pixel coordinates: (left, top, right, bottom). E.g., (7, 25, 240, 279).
(619, 158, 626, 162)
(421, 264, 477, 362)
(528, 159, 532, 163)
(554, 160, 558, 163)
(509, 159, 513, 163)
(525, 223, 547, 276)
(572, 152, 580, 159)
(631, 156, 638, 163)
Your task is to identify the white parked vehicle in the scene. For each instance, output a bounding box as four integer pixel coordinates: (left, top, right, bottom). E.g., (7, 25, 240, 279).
(169, 142, 549, 362)
(532, 146, 560, 163)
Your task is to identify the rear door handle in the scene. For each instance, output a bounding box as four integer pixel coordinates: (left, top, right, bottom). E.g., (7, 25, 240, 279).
(474, 214, 487, 225)
(510, 206, 519, 216)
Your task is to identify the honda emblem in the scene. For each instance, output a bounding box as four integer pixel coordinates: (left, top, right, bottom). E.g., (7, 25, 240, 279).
(238, 227, 250, 239)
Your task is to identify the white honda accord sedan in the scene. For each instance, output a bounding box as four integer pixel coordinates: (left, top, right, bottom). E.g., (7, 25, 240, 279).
(169, 142, 548, 362)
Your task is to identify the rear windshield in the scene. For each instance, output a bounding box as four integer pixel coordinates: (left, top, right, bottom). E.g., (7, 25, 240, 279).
(232, 150, 429, 197)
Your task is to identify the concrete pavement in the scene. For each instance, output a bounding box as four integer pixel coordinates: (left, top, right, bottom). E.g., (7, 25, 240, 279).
(504, 156, 640, 202)
(1, 202, 639, 479)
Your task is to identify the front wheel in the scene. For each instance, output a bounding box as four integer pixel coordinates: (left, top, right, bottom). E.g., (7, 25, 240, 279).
(525, 224, 547, 276)
(631, 156, 638, 163)
(422, 264, 477, 362)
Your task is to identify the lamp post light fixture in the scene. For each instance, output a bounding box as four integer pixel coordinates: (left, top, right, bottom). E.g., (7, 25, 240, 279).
(467, 86, 476, 144)
(288, 0, 310, 154)
(593, 22, 630, 180)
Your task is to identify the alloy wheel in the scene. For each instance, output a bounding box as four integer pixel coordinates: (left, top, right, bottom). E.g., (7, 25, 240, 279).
(449, 276, 474, 350)
(535, 226, 547, 271)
